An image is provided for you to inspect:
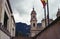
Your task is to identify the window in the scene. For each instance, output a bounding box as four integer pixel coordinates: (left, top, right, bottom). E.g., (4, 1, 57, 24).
(12, 28, 14, 35)
(33, 23, 35, 27)
(33, 16, 35, 18)
(4, 11, 8, 29)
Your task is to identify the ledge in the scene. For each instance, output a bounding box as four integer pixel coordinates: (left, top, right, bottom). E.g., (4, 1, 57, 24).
(0, 23, 11, 37)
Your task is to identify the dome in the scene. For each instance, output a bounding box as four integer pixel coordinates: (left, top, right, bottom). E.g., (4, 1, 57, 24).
(31, 8, 36, 15)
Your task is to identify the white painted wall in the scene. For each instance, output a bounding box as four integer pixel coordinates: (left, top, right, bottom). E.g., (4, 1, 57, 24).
(10, 18, 15, 37)
(0, 0, 15, 38)
(0, 30, 10, 39)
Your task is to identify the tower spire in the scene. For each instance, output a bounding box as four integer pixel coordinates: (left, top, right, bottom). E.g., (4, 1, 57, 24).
(32, 0, 35, 11)
(58, 8, 60, 11)
(30, 2, 37, 36)
(33, 5, 34, 11)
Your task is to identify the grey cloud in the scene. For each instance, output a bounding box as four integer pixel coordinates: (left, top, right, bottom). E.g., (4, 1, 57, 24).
(10, 0, 25, 10)
(49, 0, 59, 19)
(10, 0, 27, 16)
(10, 0, 60, 24)
(16, 7, 27, 16)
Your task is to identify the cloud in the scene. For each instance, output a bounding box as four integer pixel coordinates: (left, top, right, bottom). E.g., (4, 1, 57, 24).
(49, 0, 59, 19)
(13, 9, 30, 25)
(10, 0, 60, 24)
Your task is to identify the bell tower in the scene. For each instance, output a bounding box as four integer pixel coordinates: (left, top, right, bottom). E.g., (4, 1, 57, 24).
(30, 7, 37, 37)
(56, 8, 60, 17)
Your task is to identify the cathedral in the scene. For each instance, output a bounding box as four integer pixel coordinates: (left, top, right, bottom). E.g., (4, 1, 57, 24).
(30, 7, 53, 37)
(33, 8, 60, 39)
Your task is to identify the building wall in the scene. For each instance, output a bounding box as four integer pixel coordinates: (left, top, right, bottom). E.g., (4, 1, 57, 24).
(31, 30, 41, 37)
(13, 36, 32, 39)
(0, 0, 10, 39)
(41, 20, 45, 28)
(41, 19, 53, 28)
(0, 0, 15, 39)
(0, 0, 3, 23)
(0, 30, 10, 39)
(10, 17, 15, 37)
(36, 18, 60, 39)
(31, 21, 37, 28)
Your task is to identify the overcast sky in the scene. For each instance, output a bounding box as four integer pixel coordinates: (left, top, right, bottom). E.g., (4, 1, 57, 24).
(10, 0, 60, 25)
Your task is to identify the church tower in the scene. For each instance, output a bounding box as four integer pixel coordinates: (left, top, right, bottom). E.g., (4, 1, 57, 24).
(30, 7, 37, 37)
(56, 8, 60, 17)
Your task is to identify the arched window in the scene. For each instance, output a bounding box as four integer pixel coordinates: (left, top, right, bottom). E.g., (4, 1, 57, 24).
(33, 23, 35, 27)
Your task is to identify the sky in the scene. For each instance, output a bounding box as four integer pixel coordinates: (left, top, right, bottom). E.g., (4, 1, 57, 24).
(10, 0, 60, 25)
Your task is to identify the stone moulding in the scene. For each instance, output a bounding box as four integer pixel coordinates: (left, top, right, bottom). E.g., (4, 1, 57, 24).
(0, 23, 11, 38)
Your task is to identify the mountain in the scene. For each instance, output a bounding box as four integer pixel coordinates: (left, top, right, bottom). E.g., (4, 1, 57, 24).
(16, 22, 42, 36)
(16, 22, 30, 36)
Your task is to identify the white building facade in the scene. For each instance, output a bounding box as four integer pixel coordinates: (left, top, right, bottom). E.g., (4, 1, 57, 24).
(0, 0, 15, 39)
